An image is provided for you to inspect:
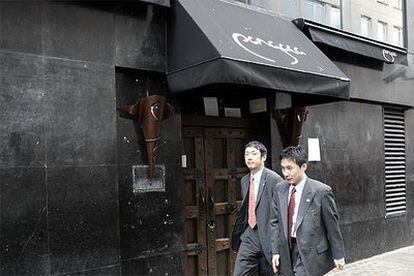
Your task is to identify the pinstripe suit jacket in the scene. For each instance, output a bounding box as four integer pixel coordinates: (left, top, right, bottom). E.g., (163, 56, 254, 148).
(270, 178, 345, 276)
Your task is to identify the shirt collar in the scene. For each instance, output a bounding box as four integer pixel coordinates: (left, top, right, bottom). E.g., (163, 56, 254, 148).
(291, 174, 307, 192)
(251, 167, 264, 182)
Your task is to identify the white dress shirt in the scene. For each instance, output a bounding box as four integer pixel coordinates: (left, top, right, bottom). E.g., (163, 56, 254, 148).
(251, 167, 264, 201)
(289, 174, 307, 238)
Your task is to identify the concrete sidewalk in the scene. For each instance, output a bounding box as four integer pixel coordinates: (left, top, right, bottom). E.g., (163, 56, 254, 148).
(326, 245, 414, 276)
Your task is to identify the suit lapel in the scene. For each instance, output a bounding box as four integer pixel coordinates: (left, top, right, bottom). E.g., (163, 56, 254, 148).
(255, 168, 267, 209)
(280, 183, 290, 241)
(294, 178, 315, 233)
(241, 175, 250, 205)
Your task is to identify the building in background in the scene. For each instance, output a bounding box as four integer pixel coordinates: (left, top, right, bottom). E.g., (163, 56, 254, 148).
(240, 0, 404, 46)
(1, 0, 413, 275)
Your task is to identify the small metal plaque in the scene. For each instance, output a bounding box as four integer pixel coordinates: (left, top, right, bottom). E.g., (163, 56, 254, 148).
(132, 165, 165, 194)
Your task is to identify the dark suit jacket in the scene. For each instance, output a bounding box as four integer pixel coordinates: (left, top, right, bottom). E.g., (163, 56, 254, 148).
(270, 177, 345, 276)
(232, 167, 283, 263)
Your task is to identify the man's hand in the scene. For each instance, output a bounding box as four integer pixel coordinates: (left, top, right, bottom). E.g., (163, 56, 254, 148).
(334, 258, 345, 270)
(272, 254, 280, 273)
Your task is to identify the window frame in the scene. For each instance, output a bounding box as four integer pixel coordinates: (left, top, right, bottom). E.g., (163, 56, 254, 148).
(360, 15, 372, 37)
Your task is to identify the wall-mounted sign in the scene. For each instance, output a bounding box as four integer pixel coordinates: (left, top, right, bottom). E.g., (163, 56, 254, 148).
(182, 155, 187, 168)
(132, 165, 165, 194)
(249, 98, 267, 114)
(224, 107, 241, 118)
(308, 138, 321, 162)
(203, 97, 219, 116)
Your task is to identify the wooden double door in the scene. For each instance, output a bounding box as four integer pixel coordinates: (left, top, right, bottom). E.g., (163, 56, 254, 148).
(182, 116, 265, 275)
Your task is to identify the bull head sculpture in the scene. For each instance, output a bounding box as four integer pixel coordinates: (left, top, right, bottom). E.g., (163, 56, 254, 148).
(274, 106, 309, 147)
(290, 107, 309, 146)
(121, 95, 175, 181)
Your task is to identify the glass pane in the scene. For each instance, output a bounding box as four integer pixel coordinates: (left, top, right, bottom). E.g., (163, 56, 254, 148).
(360, 16, 371, 37)
(393, 26, 403, 46)
(304, 0, 324, 22)
(377, 21, 387, 42)
(281, 0, 298, 18)
(328, 6, 341, 29)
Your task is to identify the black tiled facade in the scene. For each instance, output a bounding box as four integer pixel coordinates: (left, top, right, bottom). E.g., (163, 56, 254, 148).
(1, 0, 414, 275)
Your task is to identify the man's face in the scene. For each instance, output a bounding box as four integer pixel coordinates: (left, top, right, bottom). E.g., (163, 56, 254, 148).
(244, 146, 266, 173)
(280, 158, 307, 185)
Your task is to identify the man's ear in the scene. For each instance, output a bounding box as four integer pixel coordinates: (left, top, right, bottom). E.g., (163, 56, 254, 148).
(301, 163, 307, 171)
(262, 154, 267, 162)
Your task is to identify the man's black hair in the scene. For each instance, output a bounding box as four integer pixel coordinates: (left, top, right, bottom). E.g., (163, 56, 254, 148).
(279, 145, 307, 167)
(244, 141, 267, 157)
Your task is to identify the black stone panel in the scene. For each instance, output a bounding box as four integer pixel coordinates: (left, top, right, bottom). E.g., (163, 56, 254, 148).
(300, 101, 405, 262)
(333, 54, 414, 107)
(341, 218, 386, 263)
(42, 1, 115, 63)
(0, 167, 49, 275)
(0, 52, 46, 168)
(388, 54, 414, 106)
(48, 166, 119, 275)
(406, 109, 414, 247)
(66, 264, 121, 276)
(344, 63, 390, 103)
(118, 165, 184, 260)
(115, 3, 166, 71)
(121, 253, 184, 275)
(406, 109, 414, 212)
(0, 1, 42, 54)
(44, 58, 116, 166)
(384, 215, 411, 251)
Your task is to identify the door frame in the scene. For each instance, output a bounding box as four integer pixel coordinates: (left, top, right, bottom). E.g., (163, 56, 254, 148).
(181, 114, 270, 275)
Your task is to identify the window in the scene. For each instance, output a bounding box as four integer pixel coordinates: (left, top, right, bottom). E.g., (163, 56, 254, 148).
(360, 15, 372, 37)
(384, 107, 406, 217)
(281, 0, 298, 18)
(393, 0, 403, 9)
(393, 26, 403, 46)
(304, 0, 325, 23)
(328, 6, 341, 29)
(377, 21, 388, 42)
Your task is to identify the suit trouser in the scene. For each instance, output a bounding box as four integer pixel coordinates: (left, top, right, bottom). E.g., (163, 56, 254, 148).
(234, 226, 273, 276)
(289, 239, 306, 276)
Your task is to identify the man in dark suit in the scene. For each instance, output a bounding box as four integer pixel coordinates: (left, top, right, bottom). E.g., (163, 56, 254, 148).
(234, 141, 283, 275)
(271, 146, 345, 275)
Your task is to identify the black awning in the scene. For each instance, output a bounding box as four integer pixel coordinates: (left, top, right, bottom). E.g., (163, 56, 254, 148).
(140, 0, 169, 7)
(294, 18, 408, 66)
(167, 0, 350, 98)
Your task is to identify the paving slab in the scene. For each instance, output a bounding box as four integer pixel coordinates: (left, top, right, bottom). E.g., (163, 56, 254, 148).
(326, 245, 414, 276)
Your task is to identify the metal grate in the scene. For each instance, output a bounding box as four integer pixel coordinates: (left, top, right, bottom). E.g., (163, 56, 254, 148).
(384, 107, 406, 217)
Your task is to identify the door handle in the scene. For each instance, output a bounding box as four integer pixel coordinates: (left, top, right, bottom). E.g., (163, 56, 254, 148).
(226, 202, 237, 214)
(206, 187, 216, 229)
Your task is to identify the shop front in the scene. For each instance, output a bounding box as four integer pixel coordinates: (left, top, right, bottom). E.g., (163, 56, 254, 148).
(167, 0, 351, 274)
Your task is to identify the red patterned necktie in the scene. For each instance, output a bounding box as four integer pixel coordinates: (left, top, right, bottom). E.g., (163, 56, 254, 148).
(288, 187, 296, 249)
(248, 175, 256, 228)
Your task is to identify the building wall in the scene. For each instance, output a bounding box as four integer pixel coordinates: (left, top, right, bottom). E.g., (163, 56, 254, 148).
(0, 1, 184, 275)
(342, 0, 403, 43)
(297, 101, 414, 262)
(1, 0, 414, 275)
(288, 0, 414, 262)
